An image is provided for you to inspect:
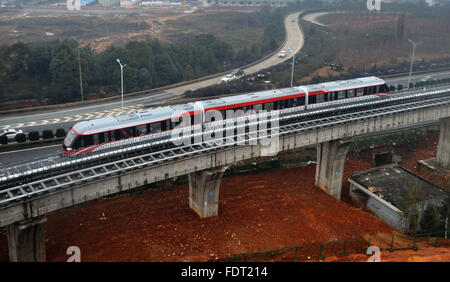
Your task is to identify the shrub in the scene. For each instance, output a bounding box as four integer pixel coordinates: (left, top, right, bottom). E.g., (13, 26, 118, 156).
(28, 131, 40, 141)
(42, 130, 54, 139)
(15, 133, 26, 143)
(55, 128, 66, 138)
(0, 134, 7, 145)
(397, 84, 403, 91)
(389, 85, 396, 92)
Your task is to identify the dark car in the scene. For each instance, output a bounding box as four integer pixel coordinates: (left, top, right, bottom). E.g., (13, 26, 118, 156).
(231, 69, 244, 76)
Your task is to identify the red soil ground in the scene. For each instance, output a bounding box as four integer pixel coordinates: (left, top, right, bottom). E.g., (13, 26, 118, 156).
(0, 131, 447, 262)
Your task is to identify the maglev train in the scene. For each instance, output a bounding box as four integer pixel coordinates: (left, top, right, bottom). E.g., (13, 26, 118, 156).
(63, 76, 389, 155)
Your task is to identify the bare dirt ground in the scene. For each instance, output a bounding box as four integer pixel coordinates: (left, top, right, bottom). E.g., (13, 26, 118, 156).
(0, 131, 447, 262)
(324, 246, 450, 262)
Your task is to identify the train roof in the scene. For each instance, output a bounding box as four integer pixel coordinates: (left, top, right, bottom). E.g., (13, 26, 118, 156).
(72, 76, 386, 135)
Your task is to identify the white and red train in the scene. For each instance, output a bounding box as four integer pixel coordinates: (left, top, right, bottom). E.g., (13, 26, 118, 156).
(63, 76, 389, 155)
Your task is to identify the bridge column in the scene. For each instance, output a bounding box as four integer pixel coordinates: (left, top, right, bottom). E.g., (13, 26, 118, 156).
(7, 217, 47, 262)
(188, 167, 226, 218)
(315, 140, 352, 200)
(437, 117, 450, 169)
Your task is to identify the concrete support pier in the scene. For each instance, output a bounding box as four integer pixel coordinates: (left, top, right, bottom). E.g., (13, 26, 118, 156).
(7, 217, 47, 262)
(315, 140, 352, 200)
(437, 117, 450, 169)
(188, 167, 226, 218)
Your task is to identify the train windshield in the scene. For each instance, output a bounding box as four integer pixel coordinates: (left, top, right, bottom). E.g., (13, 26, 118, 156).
(64, 129, 77, 148)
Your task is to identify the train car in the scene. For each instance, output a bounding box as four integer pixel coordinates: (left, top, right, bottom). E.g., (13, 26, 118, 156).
(63, 76, 389, 155)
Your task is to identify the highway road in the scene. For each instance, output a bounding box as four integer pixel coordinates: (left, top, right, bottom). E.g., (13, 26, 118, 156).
(0, 11, 304, 134)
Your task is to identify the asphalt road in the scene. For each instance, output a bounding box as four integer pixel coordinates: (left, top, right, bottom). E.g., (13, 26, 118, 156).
(0, 144, 61, 170)
(0, 11, 304, 134)
(384, 70, 450, 86)
(0, 11, 305, 165)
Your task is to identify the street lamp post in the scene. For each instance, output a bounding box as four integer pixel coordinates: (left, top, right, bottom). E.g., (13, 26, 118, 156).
(78, 45, 84, 101)
(288, 48, 301, 87)
(407, 39, 420, 89)
(116, 59, 127, 109)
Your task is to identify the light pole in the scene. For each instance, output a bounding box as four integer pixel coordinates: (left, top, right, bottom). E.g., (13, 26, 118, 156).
(407, 39, 420, 89)
(78, 45, 84, 102)
(288, 48, 295, 87)
(116, 59, 127, 109)
(288, 48, 301, 87)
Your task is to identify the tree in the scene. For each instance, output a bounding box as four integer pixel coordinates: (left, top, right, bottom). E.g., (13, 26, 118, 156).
(183, 64, 194, 81)
(420, 204, 441, 233)
(402, 187, 422, 234)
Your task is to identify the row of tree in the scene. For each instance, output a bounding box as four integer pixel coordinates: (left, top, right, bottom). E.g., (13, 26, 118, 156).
(0, 5, 289, 106)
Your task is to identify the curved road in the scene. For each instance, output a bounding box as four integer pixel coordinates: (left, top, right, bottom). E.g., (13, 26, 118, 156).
(0, 11, 304, 134)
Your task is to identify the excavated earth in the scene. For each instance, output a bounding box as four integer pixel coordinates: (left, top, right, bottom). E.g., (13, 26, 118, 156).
(0, 132, 448, 262)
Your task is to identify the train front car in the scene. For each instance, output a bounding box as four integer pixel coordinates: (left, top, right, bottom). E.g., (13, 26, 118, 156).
(63, 127, 82, 155)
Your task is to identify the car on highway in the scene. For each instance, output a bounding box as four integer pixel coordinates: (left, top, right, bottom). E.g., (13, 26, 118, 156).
(0, 129, 23, 140)
(221, 74, 236, 83)
(278, 51, 286, 58)
(420, 76, 435, 82)
(231, 69, 244, 77)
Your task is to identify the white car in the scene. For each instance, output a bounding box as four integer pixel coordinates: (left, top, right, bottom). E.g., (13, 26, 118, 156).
(0, 129, 23, 140)
(278, 51, 286, 58)
(221, 74, 236, 83)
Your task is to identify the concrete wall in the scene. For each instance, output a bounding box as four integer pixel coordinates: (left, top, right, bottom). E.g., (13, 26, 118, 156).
(1, 102, 449, 228)
(350, 183, 406, 232)
(437, 117, 450, 168)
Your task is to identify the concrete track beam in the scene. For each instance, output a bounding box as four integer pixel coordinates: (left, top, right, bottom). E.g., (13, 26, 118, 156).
(188, 167, 226, 218)
(7, 217, 47, 262)
(437, 117, 450, 169)
(315, 140, 352, 200)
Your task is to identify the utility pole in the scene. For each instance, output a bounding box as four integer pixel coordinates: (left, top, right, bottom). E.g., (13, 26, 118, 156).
(116, 59, 127, 109)
(407, 39, 421, 89)
(78, 45, 84, 101)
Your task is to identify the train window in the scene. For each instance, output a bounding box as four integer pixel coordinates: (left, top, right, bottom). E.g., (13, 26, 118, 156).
(98, 133, 105, 144)
(73, 137, 81, 149)
(298, 96, 305, 106)
(363, 87, 368, 95)
(356, 88, 364, 97)
(114, 130, 123, 141)
(264, 102, 274, 110)
(273, 101, 279, 110)
(348, 89, 356, 98)
(150, 122, 161, 133)
(121, 128, 133, 139)
(316, 93, 325, 103)
(371, 86, 377, 94)
(328, 92, 335, 101)
(136, 125, 146, 136)
(254, 104, 262, 111)
(104, 132, 110, 142)
(93, 134, 99, 145)
(309, 94, 316, 104)
(82, 135, 94, 147)
(338, 91, 346, 99)
(378, 85, 386, 93)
